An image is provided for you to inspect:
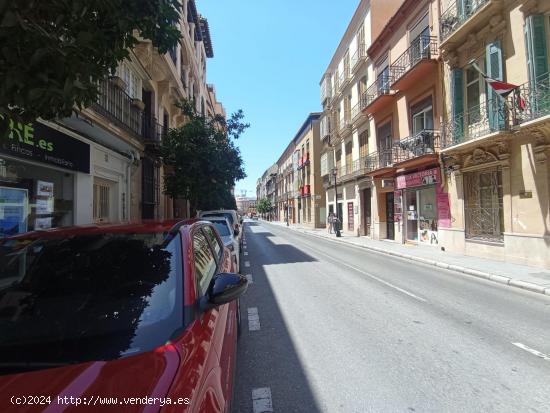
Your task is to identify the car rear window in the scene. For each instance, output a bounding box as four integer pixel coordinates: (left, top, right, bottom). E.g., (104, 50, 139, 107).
(203, 213, 234, 226)
(210, 221, 231, 237)
(0, 232, 183, 375)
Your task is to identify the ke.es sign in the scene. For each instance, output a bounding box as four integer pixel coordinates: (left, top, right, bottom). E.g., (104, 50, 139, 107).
(0, 116, 90, 173)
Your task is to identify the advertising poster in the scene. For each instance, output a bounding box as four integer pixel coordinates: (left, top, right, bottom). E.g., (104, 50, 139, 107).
(34, 217, 52, 230)
(0, 187, 28, 237)
(436, 189, 451, 228)
(36, 198, 53, 215)
(37, 181, 54, 197)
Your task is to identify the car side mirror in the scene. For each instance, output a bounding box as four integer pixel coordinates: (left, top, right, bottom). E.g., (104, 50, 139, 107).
(200, 273, 248, 311)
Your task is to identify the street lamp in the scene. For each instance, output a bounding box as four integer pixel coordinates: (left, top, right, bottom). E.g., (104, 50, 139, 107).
(331, 167, 341, 237)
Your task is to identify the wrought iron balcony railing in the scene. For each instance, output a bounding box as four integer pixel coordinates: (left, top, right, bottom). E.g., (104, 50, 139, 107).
(351, 43, 367, 71)
(94, 78, 143, 137)
(339, 112, 352, 131)
(390, 36, 438, 84)
(364, 149, 394, 172)
(440, 0, 489, 42)
(511, 72, 550, 125)
(142, 116, 166, 145)
(363, 74, 394, 109)
(442, 97, 509, 148)
(393, 130, 440, 163)
(351, 102, 361, 122)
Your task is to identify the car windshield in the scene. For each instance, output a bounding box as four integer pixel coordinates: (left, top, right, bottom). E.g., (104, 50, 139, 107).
(211, 221, 231, 237)
(0, 232, 183, 375)
(203, 213, 234, 226)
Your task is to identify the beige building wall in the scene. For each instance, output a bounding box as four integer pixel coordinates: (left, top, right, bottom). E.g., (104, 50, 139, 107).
(438, 0, 550, 268)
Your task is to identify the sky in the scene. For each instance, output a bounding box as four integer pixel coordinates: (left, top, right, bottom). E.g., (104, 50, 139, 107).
(199, 0, 359, 199)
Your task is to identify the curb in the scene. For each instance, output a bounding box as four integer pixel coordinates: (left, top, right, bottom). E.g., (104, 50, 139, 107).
(265, 221, 550, 297)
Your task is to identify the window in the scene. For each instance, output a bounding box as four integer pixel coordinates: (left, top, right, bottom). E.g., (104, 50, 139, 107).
(193, 231, 217, 296)
(359, 131, 368, 157)
(203, 225, 222, 259)
(93, 180, 111, 223)
(411, 97, 434, 134)
(0, 232, 183, 372)
(465, 64, 482, 123)
(464, 168, 504, 242)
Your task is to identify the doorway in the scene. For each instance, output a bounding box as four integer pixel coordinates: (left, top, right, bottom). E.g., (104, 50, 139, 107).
(363, 188, 371, 236)
(386, 192, 395, 240)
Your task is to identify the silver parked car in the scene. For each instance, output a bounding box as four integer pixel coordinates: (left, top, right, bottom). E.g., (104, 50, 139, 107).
(204, 216, 240, 272)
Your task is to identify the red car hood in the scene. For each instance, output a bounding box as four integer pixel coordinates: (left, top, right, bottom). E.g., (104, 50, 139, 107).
(0, 345, 180, 413)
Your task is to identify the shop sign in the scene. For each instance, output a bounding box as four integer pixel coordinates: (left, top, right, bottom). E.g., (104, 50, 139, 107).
(396, 168, 440, 189)
(0, 118, 90, 173)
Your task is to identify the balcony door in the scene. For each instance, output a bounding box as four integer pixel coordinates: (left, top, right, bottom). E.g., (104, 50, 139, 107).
(410, 14, 430, 63)
(376, 56, 390, 93)
(377, 122, 392, 167)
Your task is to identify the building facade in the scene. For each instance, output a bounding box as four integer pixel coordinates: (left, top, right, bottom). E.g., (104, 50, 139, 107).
(276, 141, 297, 223)
(320, 0, 405, 236)
(294, 113, 326, 228)
(438, 0, 550, 267)
(0, 0, 220, 237)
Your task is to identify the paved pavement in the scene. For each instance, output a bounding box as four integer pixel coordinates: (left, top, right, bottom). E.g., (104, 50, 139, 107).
(264, 220, 550, 296)
(233, 220, 550, 413)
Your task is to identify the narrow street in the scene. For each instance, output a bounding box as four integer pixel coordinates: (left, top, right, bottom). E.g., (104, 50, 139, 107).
(234, 220, 550, 413)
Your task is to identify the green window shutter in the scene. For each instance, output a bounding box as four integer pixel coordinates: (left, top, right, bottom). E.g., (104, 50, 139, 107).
(451, 68, 464, 143)
(486, 40, 505, 130)
(525, 15, 549, 84)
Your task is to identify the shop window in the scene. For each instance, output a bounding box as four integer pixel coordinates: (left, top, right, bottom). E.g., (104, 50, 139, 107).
(464, 168, 504, 242)
(0, 157, 74, 236)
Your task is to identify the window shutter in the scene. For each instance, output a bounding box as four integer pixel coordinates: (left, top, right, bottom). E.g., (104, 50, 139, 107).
(451, 68, 464, 142)
(486, 41, 505, 130)
(525, 15, 549, 85)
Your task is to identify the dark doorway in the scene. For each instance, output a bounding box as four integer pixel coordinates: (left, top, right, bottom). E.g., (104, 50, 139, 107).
(386, 192, 395, 240)
(363, 188, 371, 236)
(337, 202, 343, 232)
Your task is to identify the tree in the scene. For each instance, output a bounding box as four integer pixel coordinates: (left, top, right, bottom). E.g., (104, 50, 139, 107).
(161, 100, 249, 212)
(256, 198, 272, 215)
(0, 0, 181, 124)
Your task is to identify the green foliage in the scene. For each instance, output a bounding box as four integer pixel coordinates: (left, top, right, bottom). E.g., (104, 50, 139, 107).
(256, 198, 272, 214)
(161, 99, 249, 212)
(0, 0, 181, 123)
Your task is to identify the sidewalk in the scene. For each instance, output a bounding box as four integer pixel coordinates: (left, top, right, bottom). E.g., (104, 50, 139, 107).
(264, 220, 550, 297)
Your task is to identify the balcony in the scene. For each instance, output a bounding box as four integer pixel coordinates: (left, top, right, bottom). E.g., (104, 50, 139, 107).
(393, 130, 440, 168)
(351, 43, 367, 72)
(511, 73, 550, 126)
(339, 112, 352, 134)
(339, 69, 351, 91)
(364, 149, 395, 176)
(93, 78, 143, 137)
(440, 0, 491, 45)
(142, 116, 166, 147)
(390, 36, 439, 91)
(442, 97, 509, 149)
(361, 75, 395, 115)
(351, 101, 362, 123)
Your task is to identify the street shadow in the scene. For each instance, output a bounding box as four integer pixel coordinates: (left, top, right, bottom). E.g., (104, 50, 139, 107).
(233, 223, 322, 413)
(245, 229, 317, 266)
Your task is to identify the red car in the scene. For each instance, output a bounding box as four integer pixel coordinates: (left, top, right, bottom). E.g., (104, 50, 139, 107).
(0, 219, 247, 412)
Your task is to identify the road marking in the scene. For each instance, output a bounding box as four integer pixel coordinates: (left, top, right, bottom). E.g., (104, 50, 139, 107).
(297, 242, 427, 303)
(245, 274, 254, 284)
(244, 261, 250, 267)
(248, 307, 261, 331)
(252, 387, 273, 413)
(244, 251, 249, 256)
(512, 342, 550, 360)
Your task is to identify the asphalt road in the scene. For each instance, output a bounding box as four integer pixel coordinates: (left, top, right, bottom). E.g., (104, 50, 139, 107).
(233, 220, 550, 413)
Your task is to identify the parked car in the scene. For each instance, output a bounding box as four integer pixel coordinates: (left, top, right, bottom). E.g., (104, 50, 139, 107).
(0, 219, 247, 413)
(204, 216, 240, 272)
(198, 210, 242, 246)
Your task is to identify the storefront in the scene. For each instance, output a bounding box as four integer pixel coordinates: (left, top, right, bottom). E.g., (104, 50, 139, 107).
(396, 167, 450, 246)
(0, 120, 90, 237)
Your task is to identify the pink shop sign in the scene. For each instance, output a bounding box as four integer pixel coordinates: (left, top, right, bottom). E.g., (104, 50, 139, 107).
(436, 188, 451, 228)
(396, 168, 440, 189)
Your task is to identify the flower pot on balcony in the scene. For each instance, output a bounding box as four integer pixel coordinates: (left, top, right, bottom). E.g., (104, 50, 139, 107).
(109, 76, 127, 90)
(131, 98, 146, 111)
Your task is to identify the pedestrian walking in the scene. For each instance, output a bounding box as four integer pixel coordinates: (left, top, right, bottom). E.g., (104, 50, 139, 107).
(327, 212, 334, 233)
